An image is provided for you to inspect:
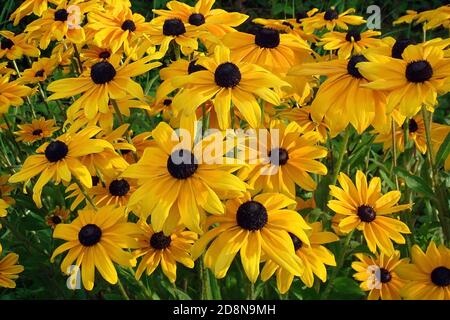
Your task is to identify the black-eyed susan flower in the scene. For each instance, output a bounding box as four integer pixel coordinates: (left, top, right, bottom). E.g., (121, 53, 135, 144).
(358, 44, 450, 117)
(328, 170, 411, 255)
(289, 54, 388, 136)
(261, 221, 338, 292)
(134, 221, 197, 283)
(301, 8, 365, 33)
(393, 10, 419, 26)
(0, 175, 15, 206)
(319, 29, 384, 59)
(46, 206, 70, 228)
(152, 0, 248, 37)
(15, 117, 58, 143)
(0, 31, 40, 60)
(0, 199, 8, 217)
(282, 106, 328, 143)
(352, 251, 408, 300)
(10, 0, 63, 26)
(47, 54, 161, 120)
(222, 27, 312, 74)
(397, 241, 450, 300)
(90, 175, 136, 208)
(172, 45, 288, 129)
(51, 205, 139, 290)
(0, 75, 33, 114)
(192, 192, 310, 282)
(8, 126, 113, 207)
(0, 248, 24, 288)
(239, 122, 327, 197)
(19, 57, 58, 84)
(122, 122, 247, 234)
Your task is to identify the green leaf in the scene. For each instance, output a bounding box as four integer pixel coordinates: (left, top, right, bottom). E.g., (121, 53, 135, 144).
(394, 167, 434, 198)
(435, 132, 450, 169)
(314, 175, 332, 211)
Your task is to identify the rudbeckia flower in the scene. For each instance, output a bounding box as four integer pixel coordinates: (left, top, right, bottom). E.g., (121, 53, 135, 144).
(393, 10, 419, 26)
(172, 45, 289, 129)
(0, 176, 15, 206)
(0, 75, 33, 114)
(8, 126, 113, 207)
(122, 122, 247, 234)
(134, 221, 197, 283)
(51, 205, 139, 291)
(90, 175, 137, 208)
(261, 221, 338, 292)
(192, 192, 310, 283)
(289, 54, 388, 136)
(19, 57, 58, 84)
(352, 251, 408, 300)
(319, 29, 384, 59)
(301, 8, 365, 33)
(222, 27, 312, 74)
(327, 170, 411, 255)
(0, 248, 24, 288)
(0, 31, 40, 60)
(239, 122, 328, 197)
(47, 54, 161, 120)
(0, 199, 8, 217)
(152, 0, 248, 37)
(46, 206, 70, 228)
(10, 0, 63, 26)
(397, 241, 450, 300)
(358, 44, 450, 117)
(14, 117, 58, 143)
(282, 106, 328, 143)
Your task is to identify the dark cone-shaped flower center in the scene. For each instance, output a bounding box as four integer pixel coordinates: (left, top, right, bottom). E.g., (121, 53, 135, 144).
(99, 51, 111, 59)
(357, 205, 376, 222)
(345, 30, 361, 42)
(296, 11, 308, 22)
(1, 38, 14, 50)
(188, 13, 205, 26)
(34, 69, 45, 78)
(269, 147, 289, 165)
(78, 224, 102, 246)
(380, 268, 392, 283)
(402, 118, 418, 133)
(163, 18, 186, 36)
(51, 215, 62, 225)
(109, 179, 130, 197)
(121, 19, 136, 32)
(289, 232, 303, 251)
(91, 176, 100, 186)
(188, 59, 207, 74)
(150, 231, 171, 250)
(347, 54, 368, 79)
(431, 266, 450, 287)
(214, 62, 241, 88)
(255, 28, 280, 48)
(391, 38, 415, 59)
(405, 60, 433, 83)
(163, 98, 172, 106)
(32, 129, 43, 136)
(54, 9, 69, 22)
(282, 21, 294, 29)
(236, 200, 268, 231)
(45, 140, 69, 162)
(167, 149, 198, 179)
(90, 61, 116, 84)
(324, 9, 339, 21)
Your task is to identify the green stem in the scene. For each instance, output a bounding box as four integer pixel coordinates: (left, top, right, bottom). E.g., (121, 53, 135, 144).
(329, 128, 350, 189)
(391, 118, 400, 190)
(128, 267, 153, 299)
(74, 178, 97, 210)
(117, 277, 130, 300)
(12, 60, 37, 118)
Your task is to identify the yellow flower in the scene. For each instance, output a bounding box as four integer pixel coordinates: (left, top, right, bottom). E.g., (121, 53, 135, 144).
(0, 248, 24, 288)
(0, 31, 40, 60)
(0, 75, 33, 114)
(10, 0, 63, 26)
(19, 58, 59, 84)
(14, 117, 58, 143)
(301, 8, 365, 33)
(327, 170, 411, 255)
(46, 206, 70, 228)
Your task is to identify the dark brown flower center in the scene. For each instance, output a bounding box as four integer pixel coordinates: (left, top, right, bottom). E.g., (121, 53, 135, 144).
(324, 9, 339, 21)
(345, 30, 361, 42)
(163, 18, 186, 36)
(45, 140, 69, 162)
(1, 38, 14, 50)
(380, 268, 392, 283)
(32, 129, 43, 136)
(150, 231, 171, 250)
(167, 149, 198, 179)
(54, 9, 69, 22)
(188, 13, 205, 26)
(99, 51, 111, 59)
(78, 224, 102, 246)
(90, 61, 116, 84)
(51, 215, 62, 225)
(34, 69, 45, 78)
(405, 60, 433, 83)
(431, 266, 450, 287)
(236, 200, 268, 231)
(357, 205, 376, 222)
(188, 59, 207, 74)
(163, 99, 172, 106)
(121, 19, 136, 32)
(91, 176, 100, 186)
(108, 179, 130, 197)
(347, 54, 368, 79)
(255, 28, 280, 48)
(282, 21, 294, 29)
(289, 232, 303, 251)
(269, 148, 289, 166)
(391, 38, 415, 59)
(214, 62, 241, 88)
(402, 118, 418, 133)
